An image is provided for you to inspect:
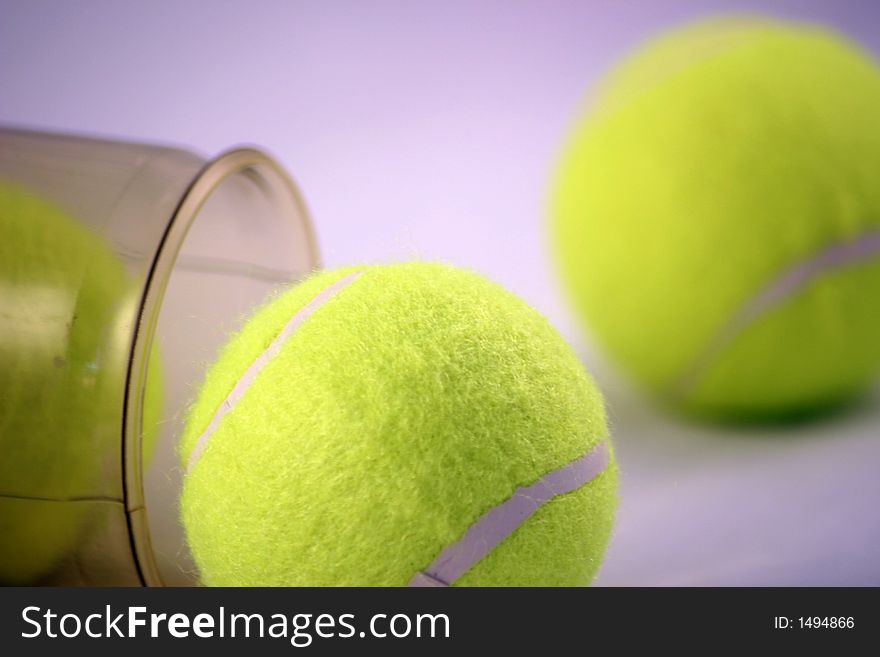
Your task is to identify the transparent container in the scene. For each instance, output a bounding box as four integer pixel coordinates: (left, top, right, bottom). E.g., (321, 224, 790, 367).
(0, 128, 319, 586)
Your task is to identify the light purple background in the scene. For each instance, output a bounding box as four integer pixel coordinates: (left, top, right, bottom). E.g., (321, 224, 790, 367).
(2, 0, 879, 585)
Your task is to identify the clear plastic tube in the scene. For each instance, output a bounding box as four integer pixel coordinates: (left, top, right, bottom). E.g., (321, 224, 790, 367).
(0, 128, 319, 585)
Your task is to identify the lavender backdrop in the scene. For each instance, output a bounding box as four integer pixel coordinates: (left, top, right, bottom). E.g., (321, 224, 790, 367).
(2, 0, 879, 585)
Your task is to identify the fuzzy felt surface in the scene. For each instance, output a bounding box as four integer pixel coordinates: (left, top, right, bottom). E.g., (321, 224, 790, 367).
(180, 263, 616, 586)
(553, 17, 880, 420)
(0, 184, 130, 583)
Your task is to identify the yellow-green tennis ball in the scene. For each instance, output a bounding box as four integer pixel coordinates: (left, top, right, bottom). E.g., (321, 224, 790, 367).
(553, 17, 880, 420)
(0, 183, 129, 583)
(180, 263, 617, 586)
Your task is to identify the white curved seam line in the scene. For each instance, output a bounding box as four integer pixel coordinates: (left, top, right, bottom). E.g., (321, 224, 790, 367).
(186, 271, 365, 473)
(673, 231, 880, 397)
(409, 439, 611, 587)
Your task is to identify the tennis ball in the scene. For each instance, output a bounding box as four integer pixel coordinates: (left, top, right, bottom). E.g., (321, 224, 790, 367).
(0, 183, 130, 583)
(553, 17, 880, 420)
(180, 263, 617, 586)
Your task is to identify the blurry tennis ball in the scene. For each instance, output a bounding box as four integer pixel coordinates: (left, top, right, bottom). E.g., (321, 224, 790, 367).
(553, 17, 880, 420)
(180, 263, 617, 586)
(0, 183, 132, 583)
